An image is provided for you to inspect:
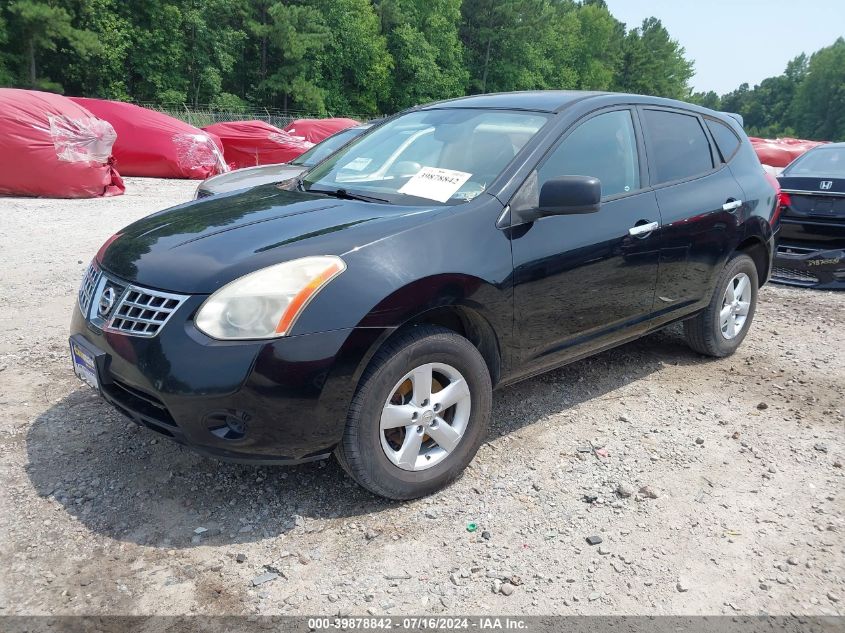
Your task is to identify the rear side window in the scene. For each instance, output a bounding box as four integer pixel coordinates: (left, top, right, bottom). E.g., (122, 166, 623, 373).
(705, 118, 741, 162)
(643, 109, 714, 184)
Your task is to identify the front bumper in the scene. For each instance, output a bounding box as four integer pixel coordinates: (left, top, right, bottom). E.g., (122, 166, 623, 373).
(70, 301, 390, 464)
(772, 244, 845, 289)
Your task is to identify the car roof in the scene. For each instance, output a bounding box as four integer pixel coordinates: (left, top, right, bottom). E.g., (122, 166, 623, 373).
(804, 142, 845, 149)
(419, 90, 736, 121)
(420, 90, 606, 112)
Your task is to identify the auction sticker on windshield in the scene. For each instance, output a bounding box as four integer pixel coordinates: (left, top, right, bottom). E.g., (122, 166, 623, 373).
(399, 166, 471, 203)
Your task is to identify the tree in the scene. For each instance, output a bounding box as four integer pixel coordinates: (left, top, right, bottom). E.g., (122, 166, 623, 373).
(181, 0, 247, 107)
(688, 91, 721, 110)
(572, 1, 623, 90)
(616, 17, 693, 99)
(460, 0, 563, 94)
(6, 0, 100, 90)
(378, 0, 467, 110)
(791, 38, 845, 140)
(0, 12, 12, 85)
(263, 2, 331, 112)
(55, 0, 133, 100)
(312, 0, 393, 116)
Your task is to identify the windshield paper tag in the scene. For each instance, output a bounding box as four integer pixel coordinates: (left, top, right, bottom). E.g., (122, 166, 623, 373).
(342, 157, 372, 171)
(399, 167, 471, 203)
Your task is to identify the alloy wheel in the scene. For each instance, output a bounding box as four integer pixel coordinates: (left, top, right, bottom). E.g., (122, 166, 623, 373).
(720, 272, 751, 340)
(379, 362, 472, 471)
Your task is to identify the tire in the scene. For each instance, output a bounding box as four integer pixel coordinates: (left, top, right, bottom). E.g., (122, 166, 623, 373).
(335, 325, 492, 500)
(684, 253, 758, 357)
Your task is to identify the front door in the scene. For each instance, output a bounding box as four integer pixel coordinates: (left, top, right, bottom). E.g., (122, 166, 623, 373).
(509, 108, 661, 373)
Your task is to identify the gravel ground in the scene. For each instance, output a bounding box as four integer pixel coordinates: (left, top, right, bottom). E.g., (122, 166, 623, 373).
(0, 177, 843, 616)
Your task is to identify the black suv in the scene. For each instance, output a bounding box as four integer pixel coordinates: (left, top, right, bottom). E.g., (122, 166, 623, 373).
(70, 91, 777, 499)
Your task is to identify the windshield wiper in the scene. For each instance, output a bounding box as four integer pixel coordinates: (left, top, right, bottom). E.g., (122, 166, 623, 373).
(307, 187, 390, 204)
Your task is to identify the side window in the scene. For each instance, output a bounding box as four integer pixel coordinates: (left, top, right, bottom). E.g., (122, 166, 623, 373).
(538, 110, 640, 199)
(642, 109, 714, 184)
(705, 118, 741, 162)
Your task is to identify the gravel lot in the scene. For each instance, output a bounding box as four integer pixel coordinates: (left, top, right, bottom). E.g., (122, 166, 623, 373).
(0, 178, 843, 616)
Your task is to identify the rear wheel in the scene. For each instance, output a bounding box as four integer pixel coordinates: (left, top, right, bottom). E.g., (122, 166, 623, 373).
(684, 253, 758, 357)
(335, 325, 491, 500)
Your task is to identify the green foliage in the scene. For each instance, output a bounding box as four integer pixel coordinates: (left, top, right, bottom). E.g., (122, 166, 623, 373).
(616, 17, 693, 99)
(211, 91, 248, 112)
(379, 0, 467, 110)
(262, 2, 331, 113)
(6, 0, 100, 90)
(0, 12, 12, 85)
(715, 40, 844, 141)
(791, 38, 845, 141)
(688, 91, 721, 110)
(0, 0, 838, 141)
(0, 0, 694, 110)
(313, 0, 392, 116)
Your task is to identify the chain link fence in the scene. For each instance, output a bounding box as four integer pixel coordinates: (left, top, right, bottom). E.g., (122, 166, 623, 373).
(136, 103, 366, 128)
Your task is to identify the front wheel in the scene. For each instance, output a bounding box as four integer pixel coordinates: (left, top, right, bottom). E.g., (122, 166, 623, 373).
(335, 325, 492, 500)
(684, 252, 758, 357)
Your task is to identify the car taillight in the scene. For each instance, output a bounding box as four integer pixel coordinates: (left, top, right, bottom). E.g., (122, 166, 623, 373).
(763, 172, 785, 225)
(772, 190, 790, 226)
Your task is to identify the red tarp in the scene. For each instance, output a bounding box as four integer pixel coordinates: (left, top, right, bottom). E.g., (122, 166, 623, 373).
(69, 97, 228, 179)
(0, 89, 124, 198)
(750, 137, 828, 168)
(202, 120, 315, 169)
(282, 118, 359, 144)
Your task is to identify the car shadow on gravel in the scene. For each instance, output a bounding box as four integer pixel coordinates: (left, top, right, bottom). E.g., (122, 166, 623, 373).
(25, 324, 711, 549)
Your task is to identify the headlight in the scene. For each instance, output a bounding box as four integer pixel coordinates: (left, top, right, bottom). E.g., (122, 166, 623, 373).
(194, 256, 346, 340)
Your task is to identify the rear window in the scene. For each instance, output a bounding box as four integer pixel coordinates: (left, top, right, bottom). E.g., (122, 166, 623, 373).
(643, 109, 714, 184)
(705, 118, 741, 162)
(784, 147, 845, 178)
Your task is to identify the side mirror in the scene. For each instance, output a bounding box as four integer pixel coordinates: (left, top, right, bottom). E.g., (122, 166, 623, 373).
(539, 176, 602, 215)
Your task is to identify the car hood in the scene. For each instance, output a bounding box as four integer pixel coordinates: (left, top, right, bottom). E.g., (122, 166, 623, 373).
(99, 184, 444, 293)
(198, 163, 307, 196)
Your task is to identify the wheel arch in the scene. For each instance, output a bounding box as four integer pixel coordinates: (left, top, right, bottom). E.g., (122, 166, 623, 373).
(350, 274, 507, 391)
(735, 235, 770, 286)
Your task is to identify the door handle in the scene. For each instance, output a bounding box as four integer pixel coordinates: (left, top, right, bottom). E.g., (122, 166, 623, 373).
(723, 199, 743, 212)
(628, 221, 659, 237)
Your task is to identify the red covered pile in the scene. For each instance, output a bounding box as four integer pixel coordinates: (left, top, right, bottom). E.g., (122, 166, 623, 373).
(202, 120, 315, 169)
(70, 97, 228, 179)
(282, 118, 359, 144)
(749, 137, 828, 169)
(0, 89, 124, 198)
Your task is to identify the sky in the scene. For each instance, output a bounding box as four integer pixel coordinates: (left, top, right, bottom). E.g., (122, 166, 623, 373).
(603, 0, 845, 95)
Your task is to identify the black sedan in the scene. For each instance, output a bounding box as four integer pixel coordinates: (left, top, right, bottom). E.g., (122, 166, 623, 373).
(774, 143, 845, 289)
(70, 91, 777, 499)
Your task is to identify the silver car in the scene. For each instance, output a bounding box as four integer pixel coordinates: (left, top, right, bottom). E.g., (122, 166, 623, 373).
(194, 124, 372, 199)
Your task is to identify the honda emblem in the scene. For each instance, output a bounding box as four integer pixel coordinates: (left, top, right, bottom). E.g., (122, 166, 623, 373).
(819, 180, 833, 190)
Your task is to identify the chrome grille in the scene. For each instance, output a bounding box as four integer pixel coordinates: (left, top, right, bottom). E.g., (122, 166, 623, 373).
(78, 263, 100, 315)
(107, 287, 187, 337)
(771, 266, 819, 285)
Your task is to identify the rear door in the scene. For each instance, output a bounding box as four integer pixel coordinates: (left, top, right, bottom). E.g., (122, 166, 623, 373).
(510, 107, 661, 373)
(640, 107, 745, 314)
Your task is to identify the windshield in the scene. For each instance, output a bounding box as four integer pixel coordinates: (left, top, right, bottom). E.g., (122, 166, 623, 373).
(302, 109, 549, 205)
(290, 127, 367, 167)
(784, 147, 845, 178)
